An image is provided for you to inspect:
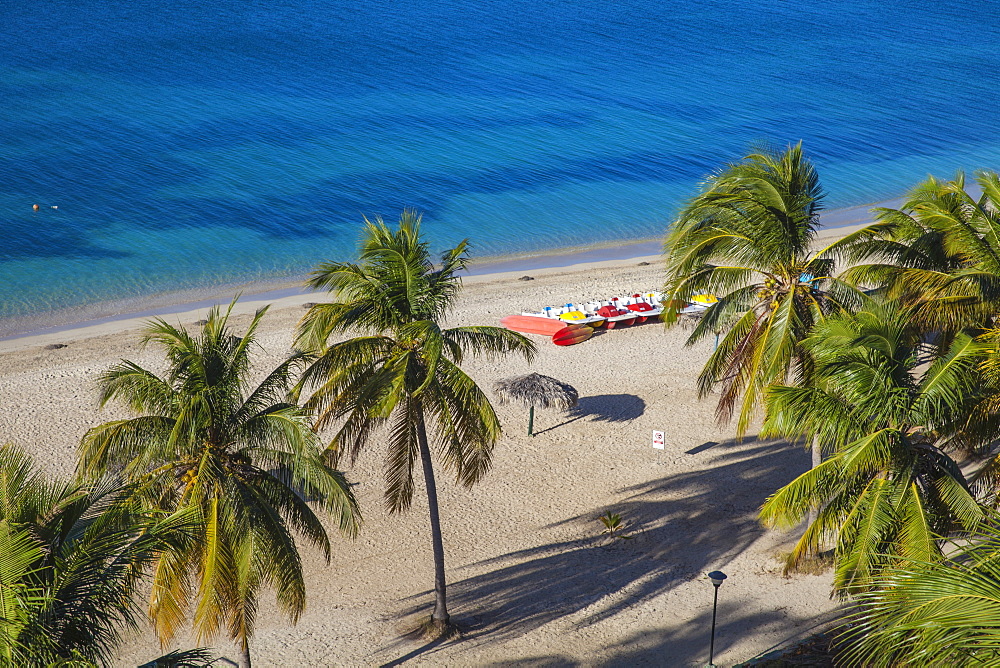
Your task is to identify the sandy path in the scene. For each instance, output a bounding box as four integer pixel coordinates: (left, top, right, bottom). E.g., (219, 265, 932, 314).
(0, 255, 841, 667)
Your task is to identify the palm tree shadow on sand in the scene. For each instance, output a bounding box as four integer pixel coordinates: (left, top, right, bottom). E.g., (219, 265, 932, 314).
(385, 438, 821, 665)
(473, 600, 840, 667)
(532, 394, 646, 435)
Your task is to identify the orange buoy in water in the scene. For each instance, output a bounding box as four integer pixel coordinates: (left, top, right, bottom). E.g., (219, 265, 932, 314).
(32, 204, 39, 211)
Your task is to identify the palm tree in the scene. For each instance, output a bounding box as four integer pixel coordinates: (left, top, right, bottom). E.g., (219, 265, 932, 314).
(0, 443, 202, 666)
(759, 300, 990, 593)
(838, 525, 1000, 667)
(79, 301, 360, 668)
(295, 210, 535, 634)
(836, 170, 1000, 337)
(960, 324, 1000, 498)
(662, 142, 854, 439)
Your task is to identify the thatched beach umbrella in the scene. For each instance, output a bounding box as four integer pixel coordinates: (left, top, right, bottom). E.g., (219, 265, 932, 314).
(494, 372, 579, 436)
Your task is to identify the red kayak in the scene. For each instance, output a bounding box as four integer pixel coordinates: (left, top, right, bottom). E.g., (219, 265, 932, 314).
(552, 324, 593, 346)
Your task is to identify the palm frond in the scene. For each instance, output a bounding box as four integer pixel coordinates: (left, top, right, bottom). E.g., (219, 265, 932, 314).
(443, 325, 536, 366)
(838, 522, 1000, 666)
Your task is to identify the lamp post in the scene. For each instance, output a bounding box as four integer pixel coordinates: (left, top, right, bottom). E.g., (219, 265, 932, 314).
(706, 570, 727, 668)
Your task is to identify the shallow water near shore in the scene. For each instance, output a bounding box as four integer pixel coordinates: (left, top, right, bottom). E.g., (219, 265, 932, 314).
(0, 207, 888, 341)
(3, 0, 1000, 324)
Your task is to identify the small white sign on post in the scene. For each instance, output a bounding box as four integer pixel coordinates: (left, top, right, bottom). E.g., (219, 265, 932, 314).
(652, 430, 665, 450)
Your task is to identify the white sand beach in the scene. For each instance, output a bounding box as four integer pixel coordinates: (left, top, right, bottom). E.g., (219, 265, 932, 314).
(0, 232, 864, 666)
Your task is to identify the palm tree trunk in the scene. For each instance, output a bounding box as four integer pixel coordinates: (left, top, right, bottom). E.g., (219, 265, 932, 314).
(415, 409, 450, 628)
(237, 636, 251, 668)
(807, 434, 822, 526)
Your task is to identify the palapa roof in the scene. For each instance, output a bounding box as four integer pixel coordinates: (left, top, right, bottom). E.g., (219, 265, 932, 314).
(494, 372, 579, 410)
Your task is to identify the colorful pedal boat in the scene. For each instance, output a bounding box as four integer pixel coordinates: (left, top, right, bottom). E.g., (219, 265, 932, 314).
(629, 294, 664, 321)
(558, 310, 606, 328)
(520, 304, 605, 328)
(679, 293, 719, 315)
(595, 304, 637, 328)
(611, 295, 663, 324)
(625, 301, 657, 322)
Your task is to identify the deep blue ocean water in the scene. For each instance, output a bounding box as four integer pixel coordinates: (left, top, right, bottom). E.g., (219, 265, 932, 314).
(3, 0, 1000, 327)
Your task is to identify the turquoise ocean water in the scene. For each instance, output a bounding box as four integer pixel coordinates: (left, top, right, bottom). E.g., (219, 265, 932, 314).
(2, 0, 1000, 332)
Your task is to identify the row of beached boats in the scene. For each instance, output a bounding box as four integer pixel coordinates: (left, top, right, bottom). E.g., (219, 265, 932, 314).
(500, 292, 718, 345)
